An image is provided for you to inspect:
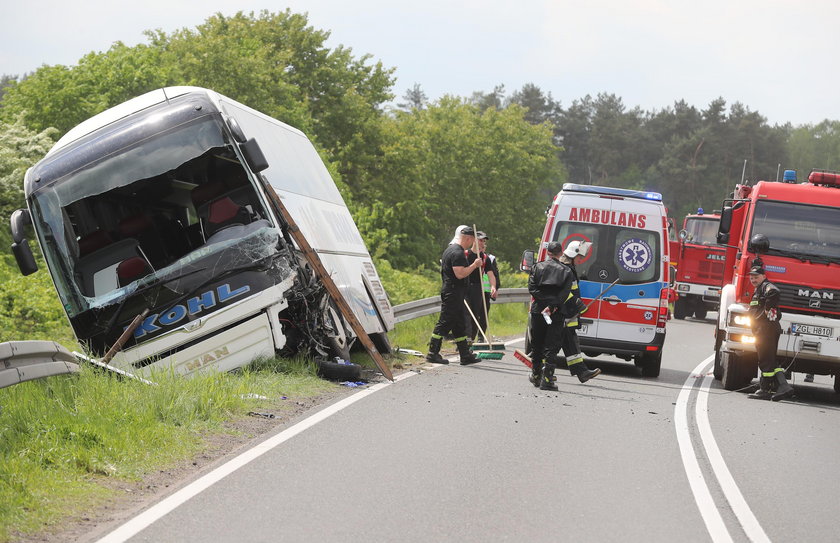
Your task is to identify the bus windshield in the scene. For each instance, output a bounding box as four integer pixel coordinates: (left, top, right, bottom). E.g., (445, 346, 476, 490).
(29, 117, 282, 317)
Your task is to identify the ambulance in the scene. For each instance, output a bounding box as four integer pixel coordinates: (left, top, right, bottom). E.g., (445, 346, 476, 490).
(524, 184, 671, 376)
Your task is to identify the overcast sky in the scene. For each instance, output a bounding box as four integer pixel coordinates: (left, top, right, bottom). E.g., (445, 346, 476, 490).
(3, 1, 839, 126)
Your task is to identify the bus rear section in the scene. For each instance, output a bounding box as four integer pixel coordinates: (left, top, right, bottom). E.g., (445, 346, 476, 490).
(539, 184, 670, 376)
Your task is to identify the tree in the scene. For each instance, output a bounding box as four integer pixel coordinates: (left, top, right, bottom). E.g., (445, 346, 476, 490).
(397, 83, 427, 111)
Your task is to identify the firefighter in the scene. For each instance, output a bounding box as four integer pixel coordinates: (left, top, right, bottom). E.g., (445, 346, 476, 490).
(466, 231, 498, 341)
(527, 241, 571, 389)
(426, 225, 483, 365)
(557, 240, 601, 383)
(746, 265, 794, 401)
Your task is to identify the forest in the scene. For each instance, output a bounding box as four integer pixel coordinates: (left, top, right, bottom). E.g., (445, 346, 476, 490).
(2, 8, 840, 343)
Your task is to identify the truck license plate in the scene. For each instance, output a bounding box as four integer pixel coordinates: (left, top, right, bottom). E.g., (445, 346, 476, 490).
(791, 323, 833, 337)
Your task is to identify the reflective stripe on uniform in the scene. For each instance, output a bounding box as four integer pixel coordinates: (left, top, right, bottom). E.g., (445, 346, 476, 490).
(453, 336, 468, 342)
(431, 333, 443, 339)
(567, 353, 584, 365)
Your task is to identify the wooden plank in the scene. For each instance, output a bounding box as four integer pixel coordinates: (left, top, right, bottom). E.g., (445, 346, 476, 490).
(260, 182, 394, 381)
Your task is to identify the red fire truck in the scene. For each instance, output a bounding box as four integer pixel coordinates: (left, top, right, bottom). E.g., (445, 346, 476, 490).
(673, 209, 725, 320)
(714, 170, 840, 392)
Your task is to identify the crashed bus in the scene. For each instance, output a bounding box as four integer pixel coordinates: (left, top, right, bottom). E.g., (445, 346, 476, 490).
(9, 87, 394, 377)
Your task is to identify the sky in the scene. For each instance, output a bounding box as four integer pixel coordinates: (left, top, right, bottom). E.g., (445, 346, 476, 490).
(3, 0, 840, 126)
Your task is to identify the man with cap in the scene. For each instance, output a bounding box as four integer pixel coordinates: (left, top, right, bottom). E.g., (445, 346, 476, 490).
(747, 264, 794, 401)
(465, 231, 498, 341)
(527, 240, 575, 390)
(426, 225, 483, 365)
(556, 240, 602, 383)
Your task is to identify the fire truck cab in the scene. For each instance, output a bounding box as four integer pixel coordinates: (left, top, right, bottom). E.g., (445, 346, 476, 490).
(673, 209, 725, 320)
(714, 170, 840, 392)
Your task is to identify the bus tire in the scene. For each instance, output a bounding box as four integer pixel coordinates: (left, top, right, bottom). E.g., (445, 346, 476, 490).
(316, 358, 362, 381)
(640, 350, 662, 377)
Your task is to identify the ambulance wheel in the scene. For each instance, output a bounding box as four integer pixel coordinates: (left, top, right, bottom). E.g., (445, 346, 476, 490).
(674, 299, 688, 320)
(713, 333, 724, 380)
(640, 350, 662, 377)
(834, 375, 840, 394)
(694, 307, 708, 320)
(721, 351, 757, 391)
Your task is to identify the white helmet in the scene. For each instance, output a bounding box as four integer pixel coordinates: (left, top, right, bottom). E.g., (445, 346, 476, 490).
(563, 240, 592, 258)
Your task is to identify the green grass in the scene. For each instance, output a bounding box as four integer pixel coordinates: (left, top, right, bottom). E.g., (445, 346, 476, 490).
(0, 357, 332, 542)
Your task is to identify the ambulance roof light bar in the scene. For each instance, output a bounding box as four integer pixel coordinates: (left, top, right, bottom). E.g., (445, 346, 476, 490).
(808, 170, 840, 187)
(562, 183, 663, 202)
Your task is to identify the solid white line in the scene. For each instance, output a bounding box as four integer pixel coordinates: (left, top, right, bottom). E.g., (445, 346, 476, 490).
(696, 366, 771, 542)
(674, 355, 733, 543)
(95, 370, 419, 543)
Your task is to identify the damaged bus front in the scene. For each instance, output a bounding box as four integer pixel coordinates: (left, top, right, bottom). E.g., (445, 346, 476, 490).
(10, 87, 393, 376)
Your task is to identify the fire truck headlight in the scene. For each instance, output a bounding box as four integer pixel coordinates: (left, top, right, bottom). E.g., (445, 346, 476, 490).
(732, 314, 751, 327)
(677, 284, 690, 292)
(732, 334, 756, 344)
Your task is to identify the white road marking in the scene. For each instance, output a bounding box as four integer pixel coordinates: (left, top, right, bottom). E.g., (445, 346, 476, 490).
(95, 370, 419, 543)
(696, 364, 771, 543)
(674, 356, 733, 542)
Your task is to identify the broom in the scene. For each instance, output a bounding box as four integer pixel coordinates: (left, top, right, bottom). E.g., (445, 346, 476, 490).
(463, 299, 504, 359)
(469, 224, 504, 351)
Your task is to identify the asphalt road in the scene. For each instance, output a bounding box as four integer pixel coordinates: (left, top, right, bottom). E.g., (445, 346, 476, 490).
(95, 314, 840, 543)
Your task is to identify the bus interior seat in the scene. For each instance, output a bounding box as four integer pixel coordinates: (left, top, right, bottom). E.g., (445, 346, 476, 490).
(78, 230, 115, 257)
(118, 213, 166, 267)
(76, 238, 145, 297)
(205, 197, 251, 237)
(117, 256, 153, 287)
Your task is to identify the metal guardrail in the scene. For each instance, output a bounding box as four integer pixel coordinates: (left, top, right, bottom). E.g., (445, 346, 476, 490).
(393, 287, 530, 323)
(0, 340, 80, 390)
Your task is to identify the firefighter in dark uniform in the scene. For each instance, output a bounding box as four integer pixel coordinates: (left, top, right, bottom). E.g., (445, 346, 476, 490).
(557, 240, 601, 383)
(426, 226, 482, 365)
(747, 265, 794, 401)
(527, 241, 574, 390)
(465, 231, 498, 341)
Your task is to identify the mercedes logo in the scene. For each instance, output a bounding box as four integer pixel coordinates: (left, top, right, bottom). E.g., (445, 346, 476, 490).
(598, 269, 609, 280)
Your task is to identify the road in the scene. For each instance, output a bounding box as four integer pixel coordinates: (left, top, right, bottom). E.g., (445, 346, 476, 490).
(94, 315, 840, 543)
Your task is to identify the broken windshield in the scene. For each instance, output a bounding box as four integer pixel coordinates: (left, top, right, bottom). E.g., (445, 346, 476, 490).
(29, 117, 281, 318)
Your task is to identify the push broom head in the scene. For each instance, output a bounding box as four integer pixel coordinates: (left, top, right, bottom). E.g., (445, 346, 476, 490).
(475, 351, 504, 360)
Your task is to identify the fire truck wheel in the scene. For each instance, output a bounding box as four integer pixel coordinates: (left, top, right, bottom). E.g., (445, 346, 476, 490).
(674, 299, 688, 320)
(640, 350, 662, 377)
(834, 375, 840, 394)
(694, 308, 708, 320)
(713, 333, 723, 380)
(721, 351, 757, 391)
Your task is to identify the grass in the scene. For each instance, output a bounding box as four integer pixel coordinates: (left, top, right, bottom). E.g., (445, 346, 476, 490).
(0, 356, 333, 542)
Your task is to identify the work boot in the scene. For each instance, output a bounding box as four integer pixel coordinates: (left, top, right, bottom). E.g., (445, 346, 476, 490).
(529, 359, 543, 387)
(425, 337, 449, 365)
(456, 340, 480, 365)
(747, 376, 773, 400)
(540, 362, 559, 391)
(771, 371, 795, 402)
(569, 361, 601, 383)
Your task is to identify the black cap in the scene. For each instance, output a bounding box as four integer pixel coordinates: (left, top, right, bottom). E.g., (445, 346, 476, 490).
(748, 265, 766, 275)
(459, 226, 475, 236)
(546, 241, 564, 254)
(476, 231, 488, 240)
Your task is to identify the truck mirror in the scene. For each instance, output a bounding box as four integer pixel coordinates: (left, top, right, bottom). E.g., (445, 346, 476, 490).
(748, 233, 770, 254)
(10, 209, 38, 275)
(678, 229, 688, 241)
(716, 232, 729, 244)
(718, 206, 732, 235)
(520, 250, 535, 272)
(240, 138, 269, 173)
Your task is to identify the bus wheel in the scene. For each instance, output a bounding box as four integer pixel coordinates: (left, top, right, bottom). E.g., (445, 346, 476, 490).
(674, 299, 688, 320)
(323, 302, 352, 360)
(721, 351, 757, 391)
(640, 350, 662, 377)
(316, 358, 361, 381)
